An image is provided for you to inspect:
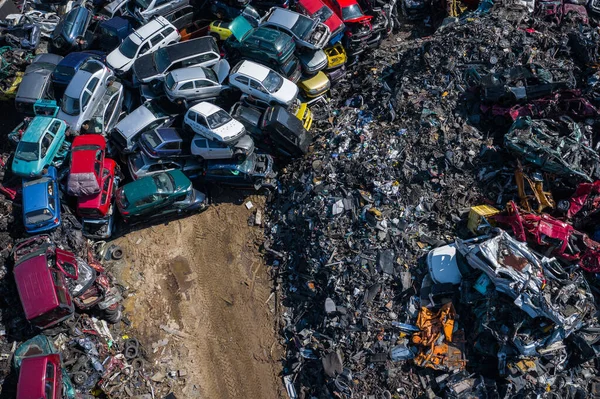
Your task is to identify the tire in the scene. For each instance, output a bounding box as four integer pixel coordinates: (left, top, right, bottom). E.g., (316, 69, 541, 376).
(111, 246, 124, 260)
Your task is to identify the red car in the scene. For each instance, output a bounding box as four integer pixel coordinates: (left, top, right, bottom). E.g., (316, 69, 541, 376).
(13, 236, 75, 329)
(297, 0, 345, 44)
(66, 134, 106, 197)
(321, 0, 372, 54)
(17, 354, 62, 399)
(77, 158, 119, 239)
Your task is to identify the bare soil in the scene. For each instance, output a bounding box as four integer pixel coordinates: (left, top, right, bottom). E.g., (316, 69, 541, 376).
(112, 196, 283, 398)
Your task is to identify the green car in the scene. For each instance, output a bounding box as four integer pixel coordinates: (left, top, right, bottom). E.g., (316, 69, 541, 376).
(115, 170, 207, 222)
(12, 116, 69, 177)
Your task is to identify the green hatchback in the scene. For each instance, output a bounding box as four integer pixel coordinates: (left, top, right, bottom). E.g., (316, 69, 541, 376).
(115, 170, 207, 222)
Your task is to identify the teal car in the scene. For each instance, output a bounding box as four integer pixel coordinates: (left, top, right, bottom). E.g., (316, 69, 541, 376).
(116, 169, 207, 222)
(12, 116, 69, 177)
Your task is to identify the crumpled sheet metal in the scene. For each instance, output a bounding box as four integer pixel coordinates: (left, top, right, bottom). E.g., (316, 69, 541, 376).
(413, 303, 466, 372)
(457, 230, 597, 339)
(505, 117, 600, 182)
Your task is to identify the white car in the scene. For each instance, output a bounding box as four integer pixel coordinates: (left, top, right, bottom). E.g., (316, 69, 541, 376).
(228, 60, 298, 108)
(57, 59, 115, 133)
(184, 102, 246, 144)
(106, 16, 179, 74)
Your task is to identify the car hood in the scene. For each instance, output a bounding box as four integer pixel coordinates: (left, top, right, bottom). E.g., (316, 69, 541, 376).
(273, 79, 299, 104)
(213, 59, 231, 84)
(133, 54, 160, 82)
(56, 110, 81, 131)
(298, 49, 327, 69)
(107, 49, 132, 70)
(234, 134, 255, 152)
(213, 119, 246, 142)
(13, 157, 45, 177)
(17, 72, 51, 100)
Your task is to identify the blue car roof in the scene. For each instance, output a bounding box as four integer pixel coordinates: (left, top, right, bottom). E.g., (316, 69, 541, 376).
(101, 16, 132, 31)
(22, 168, 56, 212)
(156, 128, 182, 143)
(59, 52, 97, 69)
(21, 117, 55, 142)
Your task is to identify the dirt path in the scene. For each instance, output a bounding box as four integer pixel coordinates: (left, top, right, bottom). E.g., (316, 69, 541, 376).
(112, 196, 283, 398)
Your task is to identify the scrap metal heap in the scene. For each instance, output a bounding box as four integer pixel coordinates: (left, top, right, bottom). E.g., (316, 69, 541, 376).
(264, 2, 600, 398)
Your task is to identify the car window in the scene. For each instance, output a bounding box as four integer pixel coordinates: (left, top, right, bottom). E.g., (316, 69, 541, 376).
(146, 120, 163, 131)
(94, 161, 101, 176)
(155, 0, 168, 5)
(86, 77, 99, 93)
(194, 138, 207, 148)
(140, 42, 151, 55)
(135, 195, 155, 206)
(180, 81, 194, 90)
(164, 142, 179, 150)
(150, 34, 163, 47)
(196, 116, 208, 127)
(48, 121, 61, 135)
(235, 76, 249, 85)
(162, 27, 175, 37)
(45, 363, 54, 398)
(194, 80, 214, 88)
(148, 163, 167, 172)
(208, 140, 225, 149)
(185, 53, 218, 67)
(250, 79, 266, 92)
(82, 90, 92, 108)
(41, 133, 53, 156)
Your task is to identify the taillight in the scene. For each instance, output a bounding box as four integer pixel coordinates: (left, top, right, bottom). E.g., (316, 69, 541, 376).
(54, 218, 59, 224)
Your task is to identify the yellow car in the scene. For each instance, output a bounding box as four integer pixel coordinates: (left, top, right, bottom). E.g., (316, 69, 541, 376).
(208, 20, 233, 41)
(324, 43, 347, 70)
(291, 102, 313, 131)
(298, 71, 330, 98)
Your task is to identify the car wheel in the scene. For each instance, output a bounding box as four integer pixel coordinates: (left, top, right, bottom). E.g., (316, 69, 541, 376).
(233, 151, 246, 163)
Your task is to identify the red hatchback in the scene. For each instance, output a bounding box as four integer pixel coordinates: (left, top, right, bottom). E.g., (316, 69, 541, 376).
(297, 0, 345, 44)
(77, 158, 119, 239)
(17, 354, 62, 399)
(67, 134, 106, 197)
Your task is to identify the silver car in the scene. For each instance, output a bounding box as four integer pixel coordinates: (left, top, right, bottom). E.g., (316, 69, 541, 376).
(57, 59, 114, 133)
(191, 134, 254, 162)
(134, 0, 189, 21)
(85, 81, 124, 134)
(261, 7, 331, 50)
(164, 60, 230, 103)
(127, 151, 203, 180)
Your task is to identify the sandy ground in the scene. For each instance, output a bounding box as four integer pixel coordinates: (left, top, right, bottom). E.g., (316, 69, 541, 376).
(111, 195, 283, 398)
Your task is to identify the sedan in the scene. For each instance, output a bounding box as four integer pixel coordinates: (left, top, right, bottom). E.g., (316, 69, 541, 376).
(203, 153, 277, 190)
(22, 166, 61, 234)
(57, 59, 114, 133)
(229, 60, 298, 108)
(262, 7, 331, 49)
(183, 102, 246, 144)
(191, 134, 254, 162)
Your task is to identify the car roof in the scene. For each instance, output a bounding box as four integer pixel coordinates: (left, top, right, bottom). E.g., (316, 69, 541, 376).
(132, 16, 170, 41)
(170, 66, 209, 82)
(250, 26, 288, 44)
(64, 69, 95, 97)
(21, 117, 56, 142)
(267, 8, 300, 28)
(58, 52, 97, 68)
(23, 176, 50, 211)
(115, 103, 157, 137)
(32, 53, 64, 66)
(14, 254, 59, 320)
(189, 101, 223, 117)
(78, 158, 116, 210)
(165, 37, 217, 60)
(234, 60, 270, 81)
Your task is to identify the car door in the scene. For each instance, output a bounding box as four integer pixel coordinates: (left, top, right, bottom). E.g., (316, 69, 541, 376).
(249, 78, 269, 101)
(85, 77, 100, 117)
(233, 75, 249, 93)
(195, 114, 212, 137)
(192, 137, 209, 157)
(149, 33, 164, 51)
(206, 139, 232, 159)
(138, 42, 151, 59)
(178, 80, 195, 99)
(194, 79, 219, 99)
(40, 131, 55, 161)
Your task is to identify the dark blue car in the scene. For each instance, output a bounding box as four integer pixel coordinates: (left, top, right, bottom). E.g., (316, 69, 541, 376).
(51, 51, 105, 89)
(50, 6, 93, 54)
(22, 166, 61, 234)
(97, 17, 135, 53)
(139, 127, 189, 159)
(203, 153, 277, 190)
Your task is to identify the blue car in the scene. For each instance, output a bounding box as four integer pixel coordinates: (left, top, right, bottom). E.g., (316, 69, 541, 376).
(50, 6, 93, 54)
(51, 51, 105, 88)
(22, 166, 61, 234)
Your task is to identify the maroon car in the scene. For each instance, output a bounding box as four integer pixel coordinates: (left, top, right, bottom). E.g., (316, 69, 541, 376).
(17, 354, 62, 399)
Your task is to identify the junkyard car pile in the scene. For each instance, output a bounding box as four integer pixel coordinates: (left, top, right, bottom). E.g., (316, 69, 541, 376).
(4, 0, 600, 395)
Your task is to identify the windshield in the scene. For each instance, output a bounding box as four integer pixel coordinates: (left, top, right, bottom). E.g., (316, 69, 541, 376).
(61, 94, 81, 116)
(165, 73, 176, 90)
(16, 141, 40, 161)
(206, 110, 232, 129)
(135, 0, 150, 8)
(262, 70, 283, 92)
(63, 8, 79, 31)
(342, 4, 364, 20)
(23, 176, 50, 188)
(54, 65, 75, 77)
(292, 16, 314, 38)
(314, 6, 334, 22)
(153, 173, 174, 193)
(26, 209, 53, 225)
(73, 144, 101, 152)
(80, 60, 102, 73)
(154, 48, 171, 72)
(119, 37, 139, 59)
(144, 101, 168, 118)
(143, 130, 163, 148)
(203, 67, 217, 82)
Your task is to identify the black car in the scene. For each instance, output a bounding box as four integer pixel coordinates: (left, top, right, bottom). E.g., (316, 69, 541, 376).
(15, 53, 63, 115)
(132, 36, 221, 85)
(50, 6, 93, 54)
(204, 153, 277, 190)
(231, 103, 311, 157)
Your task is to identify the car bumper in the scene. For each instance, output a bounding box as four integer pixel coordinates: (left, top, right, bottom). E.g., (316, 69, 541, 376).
(26, 219, 61, 234)
(82, 216, 114, 239)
